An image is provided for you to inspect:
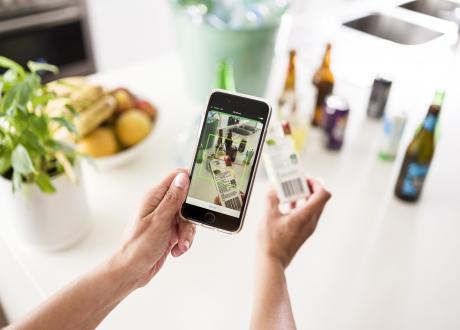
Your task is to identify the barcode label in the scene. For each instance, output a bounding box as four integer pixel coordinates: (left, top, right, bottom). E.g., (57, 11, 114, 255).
(281, 179, 305, 198)
(224, 196, 242, 211)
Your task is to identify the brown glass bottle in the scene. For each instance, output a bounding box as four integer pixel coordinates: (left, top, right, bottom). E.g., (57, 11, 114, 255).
(394, 90, 444, 202)
(278, 50, 297, 120)
(311, 43, 335, 127)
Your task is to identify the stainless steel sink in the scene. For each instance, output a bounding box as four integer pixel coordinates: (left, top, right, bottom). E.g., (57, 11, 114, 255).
(343, 13, 443, 45)
(399, 0, 460, 25)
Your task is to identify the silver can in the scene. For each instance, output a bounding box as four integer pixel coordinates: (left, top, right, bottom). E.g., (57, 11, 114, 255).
(378, 112, 407, 161)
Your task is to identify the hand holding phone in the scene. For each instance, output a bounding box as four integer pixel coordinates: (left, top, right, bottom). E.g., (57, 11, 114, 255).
(181, 90, 272, 233)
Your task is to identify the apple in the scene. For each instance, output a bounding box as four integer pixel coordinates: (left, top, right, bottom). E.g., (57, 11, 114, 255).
(116, 109, 152, 147)
(135, 99, 157, 120)
(78, 127, 118, 157)
(112, 88, 135, 113)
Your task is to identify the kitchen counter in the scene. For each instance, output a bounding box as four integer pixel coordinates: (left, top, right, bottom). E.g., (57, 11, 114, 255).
(1, 50, 460, 330)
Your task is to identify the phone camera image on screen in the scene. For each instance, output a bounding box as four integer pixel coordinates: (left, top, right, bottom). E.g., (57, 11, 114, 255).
(186, 107, 264, 219)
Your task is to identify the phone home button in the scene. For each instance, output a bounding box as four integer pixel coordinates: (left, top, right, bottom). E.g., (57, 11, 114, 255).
(204, 212, 216, 224)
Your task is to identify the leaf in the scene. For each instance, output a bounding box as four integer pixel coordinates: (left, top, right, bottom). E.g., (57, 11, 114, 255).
(12, 170, 22, 193)
(0, 149, 11, 174)
(1, 85, 19, 114)
(52, 116, 77, 134)
(27, 61, 59, 75)
(65, 104, 78, 116)
(11, 144, 35, 175)
(17, 79, 33, 106)
(30, 115, 49, 138)
(35, 172, 56, 193)
(46, 139, 74, 152)
(19, 130, 44, 154)
(0, 57, 26, 77)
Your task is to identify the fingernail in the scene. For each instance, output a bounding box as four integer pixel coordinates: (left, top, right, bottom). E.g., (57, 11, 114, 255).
(173, 173, 188, 189)
(180, 240, 190, 252)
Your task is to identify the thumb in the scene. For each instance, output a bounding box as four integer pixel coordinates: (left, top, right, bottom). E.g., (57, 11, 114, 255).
(155, 172, 190, 219)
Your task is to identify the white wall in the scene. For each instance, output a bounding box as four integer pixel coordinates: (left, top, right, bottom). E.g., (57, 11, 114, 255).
(84, 0, 383, 72)
(85, 0, 175, 71)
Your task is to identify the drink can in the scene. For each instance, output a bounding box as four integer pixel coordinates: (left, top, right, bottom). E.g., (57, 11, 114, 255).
(367, 76, 392, 119)
(323, 95, 349, 150)
(378, 113, 407, 161)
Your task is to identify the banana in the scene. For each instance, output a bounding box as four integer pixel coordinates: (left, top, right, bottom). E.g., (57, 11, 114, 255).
(76, 95, 116, 137)
(69, 85, 105, 112)
(47, 77, 89, 97)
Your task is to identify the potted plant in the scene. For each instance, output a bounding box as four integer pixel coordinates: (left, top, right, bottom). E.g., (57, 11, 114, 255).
(0, 57, 89, 251)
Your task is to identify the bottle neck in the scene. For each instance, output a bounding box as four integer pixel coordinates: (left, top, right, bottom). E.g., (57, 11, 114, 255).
(422, 105, 440, 132)
(322, 46, 331, 69)
(284, 53, 296, 91)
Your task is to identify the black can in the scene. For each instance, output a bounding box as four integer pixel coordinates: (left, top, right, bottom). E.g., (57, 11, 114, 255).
(367, 77, 392, 119)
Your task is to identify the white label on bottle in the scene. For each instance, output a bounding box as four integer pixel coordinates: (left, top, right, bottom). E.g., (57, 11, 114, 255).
(263, 135, 310, 203)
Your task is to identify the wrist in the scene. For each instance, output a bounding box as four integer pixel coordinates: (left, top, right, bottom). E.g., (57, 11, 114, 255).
(99, 254, 138, 300)
(257, 251, 287, 272)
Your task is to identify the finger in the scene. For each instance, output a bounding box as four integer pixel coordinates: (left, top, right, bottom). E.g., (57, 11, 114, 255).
(306, 178, 332, 206)
(172, 218, 196, 257)
(155, 172, 190, 220)
(290, 178, 331, 221)
(266, 188, 281, 218)
(140, 168, 188, 218)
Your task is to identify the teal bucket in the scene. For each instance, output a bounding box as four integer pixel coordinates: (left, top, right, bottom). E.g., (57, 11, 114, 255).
(172, 2, 284, 101)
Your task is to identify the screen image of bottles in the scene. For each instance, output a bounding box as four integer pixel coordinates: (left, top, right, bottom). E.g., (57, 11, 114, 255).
(188, 108, 263, 217)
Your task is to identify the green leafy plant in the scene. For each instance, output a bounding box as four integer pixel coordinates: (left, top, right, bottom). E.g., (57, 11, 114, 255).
(0, 56, 78, 193)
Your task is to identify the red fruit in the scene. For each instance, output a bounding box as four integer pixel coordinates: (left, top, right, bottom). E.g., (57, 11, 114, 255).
(135, 99, 157, 120)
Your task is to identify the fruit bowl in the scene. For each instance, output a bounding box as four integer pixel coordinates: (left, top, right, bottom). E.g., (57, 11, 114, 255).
(46, 78, 158, 169)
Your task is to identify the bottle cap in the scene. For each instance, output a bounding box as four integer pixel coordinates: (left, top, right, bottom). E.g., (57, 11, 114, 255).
(281, 121, 292, 135)
(433, 90, 445, 107)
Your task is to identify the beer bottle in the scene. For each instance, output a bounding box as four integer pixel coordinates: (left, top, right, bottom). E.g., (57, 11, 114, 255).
(215, 59, 236, 91)
(394, 90, 445, 202)
(311, 43, 335, 127)
(278, 50, 297, 120)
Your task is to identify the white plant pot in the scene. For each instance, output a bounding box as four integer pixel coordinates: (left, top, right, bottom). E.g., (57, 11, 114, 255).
(0, 167, 90, 252)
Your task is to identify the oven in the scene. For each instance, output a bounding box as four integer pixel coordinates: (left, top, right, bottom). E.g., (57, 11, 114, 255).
(0, 0, 95, 81)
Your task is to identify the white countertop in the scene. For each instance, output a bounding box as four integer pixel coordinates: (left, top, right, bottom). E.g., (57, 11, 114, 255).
(1, 50, 460, 330)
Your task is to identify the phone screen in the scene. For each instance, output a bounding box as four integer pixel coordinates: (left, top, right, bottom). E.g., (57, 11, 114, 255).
(182, 91, 270, 232)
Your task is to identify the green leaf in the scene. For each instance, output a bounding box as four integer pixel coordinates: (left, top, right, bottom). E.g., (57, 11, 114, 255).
(52, 117, 77, 134)
(35, 172, 56, 193)
(30, 115, 49, 138)
(17, 79, 33, 106)
(19, 131, 44, 154)
(65, 104, 78, 116)
(1, 85, 19, 114)
(45, 139, 75, 153)
(0, 150, 11, 174)
(12, 170, 22, 193)
(0, 57, 26, 78)
(11, 144, 35, 175)
(27, 61, 59, 75)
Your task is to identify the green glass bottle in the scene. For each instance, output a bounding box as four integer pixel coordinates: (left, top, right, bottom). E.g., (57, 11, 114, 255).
(215, 59, 236, 91)
(394, 90, 445, 202)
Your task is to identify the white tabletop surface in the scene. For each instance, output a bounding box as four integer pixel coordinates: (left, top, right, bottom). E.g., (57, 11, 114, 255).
(1, 49, 460, 330)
